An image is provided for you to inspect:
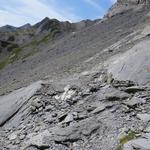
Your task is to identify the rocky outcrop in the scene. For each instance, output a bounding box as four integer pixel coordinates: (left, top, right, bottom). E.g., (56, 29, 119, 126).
(107, 0, 150, 17)
(107, 39, 150, 85)
(1, 71, 150, 150)
(0, 81, 42, 126)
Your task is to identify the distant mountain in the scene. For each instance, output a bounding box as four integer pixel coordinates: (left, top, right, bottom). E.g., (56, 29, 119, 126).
(0, 25, 17, 32)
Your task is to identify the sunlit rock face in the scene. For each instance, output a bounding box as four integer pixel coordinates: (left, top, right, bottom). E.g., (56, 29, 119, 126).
(107, 0, 150, 17)
(118, 0, 150, 4)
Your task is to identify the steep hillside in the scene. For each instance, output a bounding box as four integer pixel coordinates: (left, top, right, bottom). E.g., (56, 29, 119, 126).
(0, 4, 150, 94)
(1, 1, 150, 150)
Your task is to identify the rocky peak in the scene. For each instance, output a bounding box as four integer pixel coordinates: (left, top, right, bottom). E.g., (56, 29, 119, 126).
(118, 0, 150, 4)
(107, 0, 150, 17)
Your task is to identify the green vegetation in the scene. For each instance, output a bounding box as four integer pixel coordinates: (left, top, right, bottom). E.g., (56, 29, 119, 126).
(38, 29, 60, 43)
(0, 59, 8, 70)
(21, 29, 60, 59)
(0, 47, 21, 70)
(116, 145, 123, 150)
(8, 48, 21, 63)
(22, 50, 37, 60)
(115, 130, 140, 150)
(0, 28, 61, 70)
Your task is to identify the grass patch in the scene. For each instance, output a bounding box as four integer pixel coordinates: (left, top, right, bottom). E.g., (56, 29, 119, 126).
(115, 130, 140, 150)
(22, 50, 37, 59)
(116, 145, 123, 150)
(0, 47, 22, 71)
(0, 59, 8, 70)
(39, 29, 61, 43)
(8, 47, 21, 63)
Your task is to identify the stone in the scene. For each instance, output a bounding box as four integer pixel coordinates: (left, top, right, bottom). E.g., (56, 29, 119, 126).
(34, 126, 40, 132)
(77, 113, 88, 120)
(137, 113, 150, 122)
(19, 134, 26, 140)
(123, 97, 146, 108)
(63, 113, 74, 123)
(31, 97, 43, 109)
(124, 86, 145, 93)
(45, 105, 53, 112)
(52, 117, 100, 143)
(0, 81, 42, 126)
(91, 104, 106, 114)
(86, 105, 96, 112)
(107, 40, 150, 85)
(24, 130, 51, 149)
(107, 73, 114, 84)
(59, 85, 77, 101)
(8, 132, 17, 141)
(124, 137, 150, 150)
(105, 88, 129, 101)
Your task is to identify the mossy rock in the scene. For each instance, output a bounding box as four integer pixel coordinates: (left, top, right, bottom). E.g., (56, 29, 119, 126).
(115, 130, 140, 150)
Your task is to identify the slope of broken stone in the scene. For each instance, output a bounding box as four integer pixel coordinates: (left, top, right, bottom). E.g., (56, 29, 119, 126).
(0, 81, 42, 126)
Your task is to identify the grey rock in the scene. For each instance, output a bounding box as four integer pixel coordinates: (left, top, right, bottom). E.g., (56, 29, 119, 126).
(24, 130, 51, 149)
(124, 86, 145, 93)
(124, 137, 150, 150)
(19, 134, 26, 140)
(8, 132, 17, 141)
(45, 105, 53, 112)
(52, 117, 100, 142)
(91, 104, 106, 114)
(0, 81, 42, 126)
(137, 113, 150, 122)
(108, 40, 150, 85)
(63, 113, 74, 123)
(105, 88, 129, 101)
(123, 97, 146, 108)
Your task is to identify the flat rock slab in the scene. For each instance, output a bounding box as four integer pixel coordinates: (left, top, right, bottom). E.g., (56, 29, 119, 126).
(124, 138, 150, 150)
(107, 40, 150, 85)
(123, 97, 146, 107)
(137, 114, 150, 122)
(91, 104, 106, 114)
(51, 117, 100, 142)
(100, 87, 130, 101)
(24, 130, 51, 149)
(124, 86, 146, 93)
(0, 81, 42, 126)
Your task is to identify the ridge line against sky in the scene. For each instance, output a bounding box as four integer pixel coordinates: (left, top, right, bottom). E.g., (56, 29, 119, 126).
(0, 0, 117, 27)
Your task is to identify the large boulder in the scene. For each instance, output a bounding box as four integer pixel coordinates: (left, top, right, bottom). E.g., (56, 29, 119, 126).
(0, 81, 42, 126)
(107, 40, 150, 85)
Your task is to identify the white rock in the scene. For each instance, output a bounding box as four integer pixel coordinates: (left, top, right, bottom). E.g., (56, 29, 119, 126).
(63, 114, 74, 123)
(8, 132, 17, 140)
(137, 113, 150, 122)
(61, 85, 76, 101)
(91, 104, 106, 114)
(24, 130, 51, 148)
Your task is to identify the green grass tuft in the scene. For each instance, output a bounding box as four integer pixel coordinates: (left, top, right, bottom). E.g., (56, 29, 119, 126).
(115, 130, 140, 150)
(8, 47, 21, 63)
(0, 47, 22, 71)
(0, 59, 8, 70)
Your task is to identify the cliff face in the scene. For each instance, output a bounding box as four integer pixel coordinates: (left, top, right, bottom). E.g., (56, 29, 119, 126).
(107, 0, 150, 17)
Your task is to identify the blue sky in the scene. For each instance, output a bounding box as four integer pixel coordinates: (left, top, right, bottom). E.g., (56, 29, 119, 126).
(0, 0, 116, 27)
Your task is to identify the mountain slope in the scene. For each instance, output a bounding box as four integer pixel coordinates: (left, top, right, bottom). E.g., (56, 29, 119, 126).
(1, 1, 150, 150)
(0, 4, 150, 94)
